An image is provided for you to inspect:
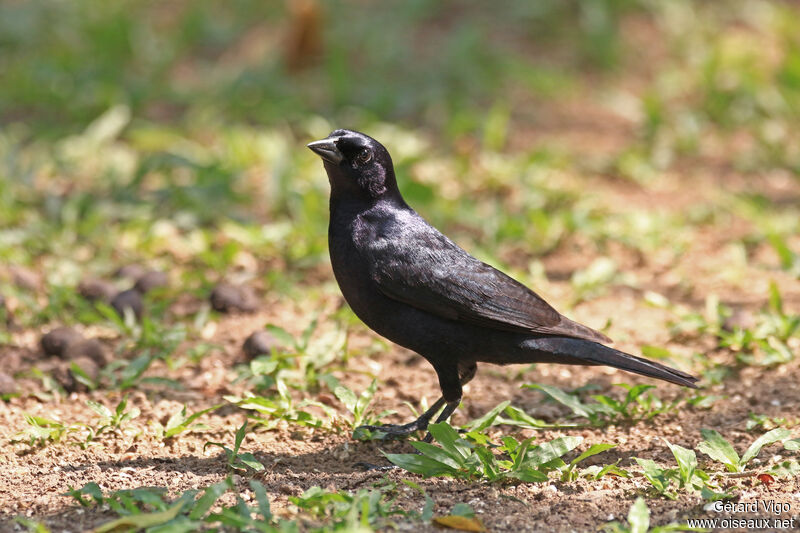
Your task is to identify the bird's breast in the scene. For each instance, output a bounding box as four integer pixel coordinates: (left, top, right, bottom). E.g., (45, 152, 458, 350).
(328, 215, 379, 317)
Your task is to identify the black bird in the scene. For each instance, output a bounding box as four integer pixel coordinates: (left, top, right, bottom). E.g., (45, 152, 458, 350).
(308, 129, 698, 438)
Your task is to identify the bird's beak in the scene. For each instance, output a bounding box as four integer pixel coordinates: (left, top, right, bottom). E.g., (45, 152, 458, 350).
(307, 138, 344, 164)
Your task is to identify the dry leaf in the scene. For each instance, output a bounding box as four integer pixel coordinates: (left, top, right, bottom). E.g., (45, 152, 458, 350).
(757, 473, 775, 486)
(433, 515, 487, 532)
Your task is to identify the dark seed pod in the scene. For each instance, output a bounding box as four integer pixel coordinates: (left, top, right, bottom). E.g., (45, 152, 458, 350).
(111, 289, 144, 319)
(243, 330, 280, 360)
(63, 339, 112, 367)
(41, 327, 84, 357)
(210, 283, 259, 313)
(78, 278, 117, 303)
(11, 266, 40, 291)
(0, 372, 18, 396)
(134, 271, 168, 293)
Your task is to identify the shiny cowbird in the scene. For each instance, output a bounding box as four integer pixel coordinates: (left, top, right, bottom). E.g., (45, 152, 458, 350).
(308, 129, 698, 438)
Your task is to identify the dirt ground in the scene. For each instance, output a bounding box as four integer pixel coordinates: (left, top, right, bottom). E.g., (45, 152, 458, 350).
(2, 69, 800, 533)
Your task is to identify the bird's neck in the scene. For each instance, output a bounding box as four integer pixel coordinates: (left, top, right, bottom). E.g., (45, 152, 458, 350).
(330, 190, 407, 219)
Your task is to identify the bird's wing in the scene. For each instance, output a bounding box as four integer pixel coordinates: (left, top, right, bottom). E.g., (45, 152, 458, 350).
(361, 214, 611, 344)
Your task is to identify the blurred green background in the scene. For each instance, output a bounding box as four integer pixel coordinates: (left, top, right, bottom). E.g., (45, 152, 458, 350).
(0, 0, 637, 131)
(1, 0, 799, 326)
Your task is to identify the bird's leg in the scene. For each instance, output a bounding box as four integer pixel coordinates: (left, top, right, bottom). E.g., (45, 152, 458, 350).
(355, 362, 476, 441)
(421, 361, 476, 442)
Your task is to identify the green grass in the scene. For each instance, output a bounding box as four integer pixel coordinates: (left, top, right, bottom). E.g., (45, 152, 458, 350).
(3, 1, 800, 531)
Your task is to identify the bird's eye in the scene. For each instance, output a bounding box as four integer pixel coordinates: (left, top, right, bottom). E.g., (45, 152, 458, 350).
(356, 149, 373, 164)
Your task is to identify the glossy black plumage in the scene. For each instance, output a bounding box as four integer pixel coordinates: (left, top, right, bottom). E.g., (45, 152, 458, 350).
(308, 129, 698, 437)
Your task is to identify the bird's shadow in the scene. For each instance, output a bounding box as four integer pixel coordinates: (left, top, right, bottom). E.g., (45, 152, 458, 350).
(57, 435, 415, 484)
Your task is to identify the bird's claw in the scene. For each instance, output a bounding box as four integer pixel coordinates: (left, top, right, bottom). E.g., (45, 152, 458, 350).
(355, 422, 427, 441)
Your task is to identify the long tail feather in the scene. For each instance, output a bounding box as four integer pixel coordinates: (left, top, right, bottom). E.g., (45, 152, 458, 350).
(524, 337, 699, 388)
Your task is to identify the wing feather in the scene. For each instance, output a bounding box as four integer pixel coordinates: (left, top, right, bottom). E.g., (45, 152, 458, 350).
(361, 214, 610, 344)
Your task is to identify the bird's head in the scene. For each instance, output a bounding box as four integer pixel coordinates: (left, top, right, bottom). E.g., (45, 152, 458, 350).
(307, 129, 399, 201)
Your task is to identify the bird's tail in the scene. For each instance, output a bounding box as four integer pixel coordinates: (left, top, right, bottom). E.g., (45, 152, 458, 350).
(524, 337, 699, 388)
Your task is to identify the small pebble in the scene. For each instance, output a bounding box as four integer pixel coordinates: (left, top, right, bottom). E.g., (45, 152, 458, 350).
(41, 327, 84, 357)
(11, 266, 40, 291)
(77, 278, 117, 303)
(243, 330, 279, 360)
(0, 372, 18, 396)
(209, 283, 259, 313)
(111, 289, 144, 319)
(279, 484, 300, 496)
(134, 271, 168, 293)
(63, 339, 112, 367)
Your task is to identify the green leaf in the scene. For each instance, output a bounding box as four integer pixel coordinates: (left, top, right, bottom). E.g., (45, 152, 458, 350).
(355, 379, 378, 414)
(741, 428, 790, 466)
(165, 406, 189, 432)
(299, 317, 318, 349)
(664, 440, 696, 487)
(474, 446, 500, 480)
(233, 421, 248, 455)
(409, 440, 464, 470)
(422, 494, 435, 521)
(464, 400, 509, 431)
(768, 280, 783, 314)
(510, 438, 535, 471)
(700, 486, 734, 501)
(526, 384, 593, 418)
(508, 467, 549, 482)
(635, 458, 672, 496)
(525, 436, 582, 467)
(250, 359, 279, 375)
(697, 429, 740, 472)
(427, 422, 471, 461)
(627, 497, 650, 533)
(264, 325, 296, 349)
(640, 345, 673, 359)
(163, 404, 219, 439)
(69, 362, 97, 390)
(622, 384, 655, 405)
(150, 516, 201, 533)
(499, 405, 560, 429)
(119, 352, 154, 389)
(87, 400, 112, 419)
(591, 462, 630, 480)
(769, 459, 800, 478)
(235, 452, 265, 471)
(384, 452, 458, 477)
(64, 482, 104, 506)
(189, 479, 232, 520)
(570, 443, 616, 467)
(784, 438, 800, 451)
(95, 500, 187, 533)
(249, 480, 273, 520)
(450, 503, 475, 518)
(334, 386, 357, 413)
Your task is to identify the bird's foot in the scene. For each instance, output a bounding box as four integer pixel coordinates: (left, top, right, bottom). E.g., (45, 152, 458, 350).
(354, 420, 428, 441)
